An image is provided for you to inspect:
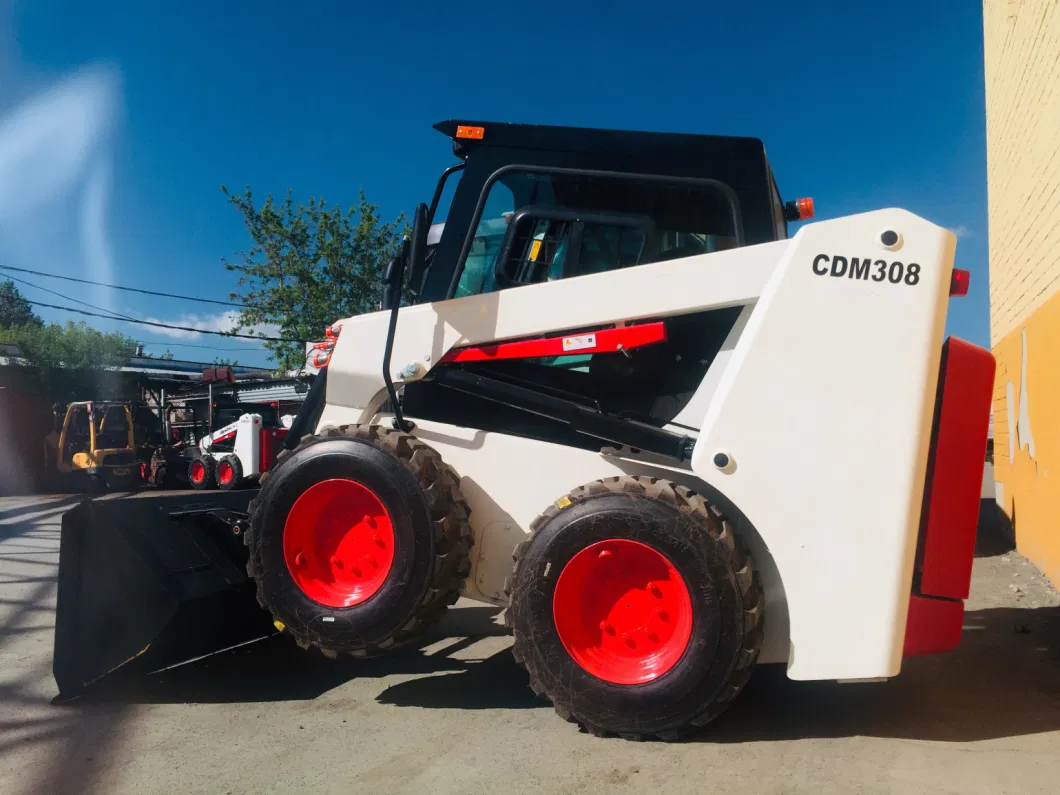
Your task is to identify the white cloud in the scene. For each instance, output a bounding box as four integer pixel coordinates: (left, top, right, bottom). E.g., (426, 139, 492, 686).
(0, 66, 118, 220)
(140, 310, 281, 343)
(0, 63, 122, 313)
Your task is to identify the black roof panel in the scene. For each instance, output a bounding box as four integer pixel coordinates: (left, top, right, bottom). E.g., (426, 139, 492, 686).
(433, 119, 767, 162)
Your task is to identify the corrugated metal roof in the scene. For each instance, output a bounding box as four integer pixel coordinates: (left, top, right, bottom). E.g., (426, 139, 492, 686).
(0, 344, 272, 379)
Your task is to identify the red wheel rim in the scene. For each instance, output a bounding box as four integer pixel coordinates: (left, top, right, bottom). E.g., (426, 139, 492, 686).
(282, 478, 396, 608)
(552, 539, 693, 685)
(190, 460, 205, 484)
(218, 461, 233, 484)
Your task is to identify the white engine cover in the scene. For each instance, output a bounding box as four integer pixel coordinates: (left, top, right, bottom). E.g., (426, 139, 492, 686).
(318, 208, 957, 682)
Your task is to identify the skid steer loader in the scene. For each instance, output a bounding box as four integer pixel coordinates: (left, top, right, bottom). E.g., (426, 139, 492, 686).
(187, 406, 289, 490)
(53, 120, 994, 741)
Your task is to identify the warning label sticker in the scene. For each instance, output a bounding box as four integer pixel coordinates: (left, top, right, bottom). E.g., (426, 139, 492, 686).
(562, 333, 597, 352)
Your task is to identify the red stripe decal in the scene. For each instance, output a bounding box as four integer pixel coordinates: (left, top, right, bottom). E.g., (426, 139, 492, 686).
(212, 430, 237, 444)
(439, 322, 667, 364)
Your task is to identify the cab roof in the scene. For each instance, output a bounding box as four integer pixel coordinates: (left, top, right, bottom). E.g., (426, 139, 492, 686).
(433, 119, 769, 163)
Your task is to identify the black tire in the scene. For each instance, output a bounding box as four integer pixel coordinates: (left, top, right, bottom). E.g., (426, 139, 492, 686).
(188, 455, 215, 490)
(245, 425, 473, 658)
(216, 455, 243, 490)
(102, 467, 141, 492)
(505, 475, 763, 740)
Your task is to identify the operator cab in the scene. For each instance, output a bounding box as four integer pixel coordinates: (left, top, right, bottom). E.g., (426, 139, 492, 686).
(399, 120, 813, 451)
(416, 120, 810, 302)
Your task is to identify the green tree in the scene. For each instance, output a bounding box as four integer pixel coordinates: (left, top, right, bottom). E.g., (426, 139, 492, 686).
(0, 321, 139, 398)
(221, 186, 406, 372)
(0, 279, 43, 329)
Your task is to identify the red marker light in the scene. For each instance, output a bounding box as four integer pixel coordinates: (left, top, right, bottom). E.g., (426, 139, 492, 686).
(783, 197, 815, 222)
(950, 268, 970, 297)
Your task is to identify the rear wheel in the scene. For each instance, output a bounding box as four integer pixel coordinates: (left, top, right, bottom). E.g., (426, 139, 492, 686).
(505, 475, 763, 740)
(217, 455, 243, 490)
(245, 425, 473, 658)
(188, 455, 215, 490)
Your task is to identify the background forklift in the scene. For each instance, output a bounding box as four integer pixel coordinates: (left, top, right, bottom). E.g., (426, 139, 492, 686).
(43, 401, 142, 493)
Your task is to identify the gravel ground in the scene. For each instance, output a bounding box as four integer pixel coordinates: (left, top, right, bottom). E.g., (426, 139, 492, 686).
(0, 493, 1057, 795)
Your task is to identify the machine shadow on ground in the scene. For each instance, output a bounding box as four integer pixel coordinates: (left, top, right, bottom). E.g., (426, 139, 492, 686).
(699, 603, 1059, 744)
(0, 497, 81, 539)
(46, 510, 1060, 745)
(66, 599, 1060, 744)
(68, 604, 527, 707)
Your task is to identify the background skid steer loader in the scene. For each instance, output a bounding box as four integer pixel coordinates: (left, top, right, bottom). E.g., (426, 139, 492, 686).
(187, 406, 289, 491)
(54, 120, 993, 741)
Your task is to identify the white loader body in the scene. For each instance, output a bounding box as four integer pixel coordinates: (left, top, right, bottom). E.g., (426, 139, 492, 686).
(201, 413, 264, 477)
(318, 208, 960, 681)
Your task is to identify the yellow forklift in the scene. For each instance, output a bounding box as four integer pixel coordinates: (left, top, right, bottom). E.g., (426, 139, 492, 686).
(43, 401, 143, 492)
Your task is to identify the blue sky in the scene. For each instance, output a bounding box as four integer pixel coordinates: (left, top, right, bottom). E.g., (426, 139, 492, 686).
(1, 0, 988, 368)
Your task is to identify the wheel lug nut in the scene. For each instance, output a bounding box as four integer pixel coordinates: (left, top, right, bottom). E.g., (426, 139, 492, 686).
(648, 631, 659, 643)
(657, 609, 669, 623)
(649, 583, 663, 598)
(368, 558, 379, 569)
(374, 535, 386, 548)
(352, 567, 362, 577)
(330, 556, 343, 570)
(623, 633, 636, 648)
(600, 621, 615, 635)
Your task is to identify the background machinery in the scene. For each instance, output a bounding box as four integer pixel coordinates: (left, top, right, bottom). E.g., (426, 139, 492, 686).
(43, 401, 142, 492)
(52, 120, 993, 741)
(187, 405, 288, 490)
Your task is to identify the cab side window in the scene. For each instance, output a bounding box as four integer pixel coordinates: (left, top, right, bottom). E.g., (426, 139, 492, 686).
(453, 168, 739, 299)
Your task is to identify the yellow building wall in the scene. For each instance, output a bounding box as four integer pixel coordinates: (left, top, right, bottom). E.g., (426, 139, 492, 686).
(984, 0, 1060, 586)
(992, 292, 1060, 585)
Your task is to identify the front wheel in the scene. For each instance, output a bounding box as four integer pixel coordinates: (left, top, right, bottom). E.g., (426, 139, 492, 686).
(505, 476, 763, 740)
(244, 425, 473, 658)
(188, 455, 215, 490)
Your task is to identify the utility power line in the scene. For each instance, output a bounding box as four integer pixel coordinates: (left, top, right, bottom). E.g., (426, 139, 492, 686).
(6, 271, 282, 346)
(0, 264, 255, 308)
(2, 272, 141, 323)
(24, 300, 304, 343)
(9, 273, 274, 346)
(136, 340, 255, 352)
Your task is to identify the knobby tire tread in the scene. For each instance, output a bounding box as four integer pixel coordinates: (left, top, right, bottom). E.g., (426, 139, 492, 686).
(504, 474, 763, 741)
(245, 424, 473, 658)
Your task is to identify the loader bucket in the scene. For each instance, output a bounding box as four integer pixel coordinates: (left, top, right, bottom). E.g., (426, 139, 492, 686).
(53, 492, 274, 700)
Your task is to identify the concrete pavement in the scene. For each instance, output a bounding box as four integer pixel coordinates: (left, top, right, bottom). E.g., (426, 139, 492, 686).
(0, 494, 1057, 795)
